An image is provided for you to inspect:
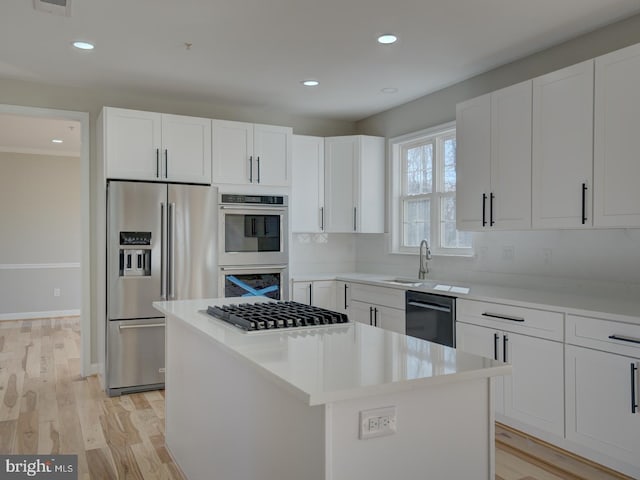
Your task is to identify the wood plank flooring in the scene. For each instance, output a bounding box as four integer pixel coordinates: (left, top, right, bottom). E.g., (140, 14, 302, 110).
(0, 316, 632, 479)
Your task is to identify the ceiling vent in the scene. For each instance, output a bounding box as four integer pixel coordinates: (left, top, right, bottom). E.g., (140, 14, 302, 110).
(33, 0, 71, 17)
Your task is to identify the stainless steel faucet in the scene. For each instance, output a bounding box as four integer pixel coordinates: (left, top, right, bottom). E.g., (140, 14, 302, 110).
(418, 239, 432, 280)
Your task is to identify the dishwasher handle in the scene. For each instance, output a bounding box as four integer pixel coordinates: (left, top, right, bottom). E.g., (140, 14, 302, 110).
(407, 301, 451, 313)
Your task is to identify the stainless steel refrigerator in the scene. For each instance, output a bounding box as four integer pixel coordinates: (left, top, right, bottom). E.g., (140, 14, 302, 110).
(106, 181, 217, 396)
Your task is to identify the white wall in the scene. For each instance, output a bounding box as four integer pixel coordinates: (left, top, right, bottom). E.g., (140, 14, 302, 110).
(350, 13, 640, 295)
(0, 152, 81, 318)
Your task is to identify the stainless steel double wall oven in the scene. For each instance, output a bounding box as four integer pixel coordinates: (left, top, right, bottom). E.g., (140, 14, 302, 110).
(218, 193, 289, 300)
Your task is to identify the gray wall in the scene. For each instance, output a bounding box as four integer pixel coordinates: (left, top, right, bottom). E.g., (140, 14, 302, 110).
(351, 13, 640, 294)
(0, 152, 81, 317)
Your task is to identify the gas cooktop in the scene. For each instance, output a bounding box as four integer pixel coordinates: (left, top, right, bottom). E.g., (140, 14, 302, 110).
(206, 301, 349, 332)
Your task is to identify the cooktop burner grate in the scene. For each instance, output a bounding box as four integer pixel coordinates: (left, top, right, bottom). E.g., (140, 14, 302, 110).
(206, 301, 349, 332)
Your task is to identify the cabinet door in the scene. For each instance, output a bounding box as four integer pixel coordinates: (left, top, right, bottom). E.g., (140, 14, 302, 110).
(105, 108, 162, 181)
(503, 332, 564, 437)
(350, 300, 374, 326)
(566, 345, 640, 469)
(455, 94, 491, 231)
(335, 281, 350, 315)
(292, 281, 312, 305)
(162, 114, 212, 185)
(325, 136, 357, 232)
(292, 135, 324, 232)
(356, 136, 385, 233)
(594, 43, 640, 227)
(211, 119, 253, 184)
(490, 80, 532, 230)
(532, 60, 594, 229)
(253, 124, 291, 186)
(312, 281, 336, 311)
(456, 322, 504, 414)
(376, 305, 405, 335)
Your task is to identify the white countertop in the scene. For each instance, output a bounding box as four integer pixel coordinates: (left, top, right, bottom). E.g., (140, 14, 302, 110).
(293, 272, 640, 325)
(154, 297, 511, 406)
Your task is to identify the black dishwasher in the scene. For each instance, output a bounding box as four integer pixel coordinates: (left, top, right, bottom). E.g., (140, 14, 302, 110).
(406, 291, 456, 347)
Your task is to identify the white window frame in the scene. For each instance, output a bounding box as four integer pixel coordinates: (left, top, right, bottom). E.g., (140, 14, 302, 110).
(389, 121, 473, 256)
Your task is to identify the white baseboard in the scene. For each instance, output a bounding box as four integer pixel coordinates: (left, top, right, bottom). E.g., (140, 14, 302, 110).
(0, 309, 81, 321)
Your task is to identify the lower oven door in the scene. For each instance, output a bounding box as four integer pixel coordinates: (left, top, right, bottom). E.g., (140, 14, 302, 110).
(219, 265, 289, 300)
(107, 317, 165, 395)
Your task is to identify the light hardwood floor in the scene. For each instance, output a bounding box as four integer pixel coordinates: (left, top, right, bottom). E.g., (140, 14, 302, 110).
(0, 316, 632, 480)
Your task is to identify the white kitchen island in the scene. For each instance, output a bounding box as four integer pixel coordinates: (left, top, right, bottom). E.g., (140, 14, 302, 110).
(154, 297, 511, 480)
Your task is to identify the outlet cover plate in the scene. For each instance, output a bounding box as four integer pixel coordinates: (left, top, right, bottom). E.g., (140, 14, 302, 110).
(359, 406, 397, 440)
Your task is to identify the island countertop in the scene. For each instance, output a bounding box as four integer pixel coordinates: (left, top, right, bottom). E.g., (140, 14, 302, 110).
(154, 297, 511, 406)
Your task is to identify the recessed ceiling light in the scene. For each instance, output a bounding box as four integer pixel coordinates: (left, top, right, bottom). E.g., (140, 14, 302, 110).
(301, 80, 319, 87)
(381, 87, 398, 94)
(72, 41, 94, 50)
(377, 34, 397, 45)
(51, 139, 64, 144)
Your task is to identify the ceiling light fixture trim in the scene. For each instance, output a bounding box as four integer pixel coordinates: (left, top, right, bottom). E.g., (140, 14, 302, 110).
(377, 34, 398, 45)
(72, 41, 95, 50)
(301, 80, 320, 87)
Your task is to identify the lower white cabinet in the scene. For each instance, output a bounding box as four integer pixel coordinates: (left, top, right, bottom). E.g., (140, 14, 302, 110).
(566, 345, 640, 472)
(456, 299, 564, 438)
(350, 300, 405, 335)
(292, 280, 336, 311)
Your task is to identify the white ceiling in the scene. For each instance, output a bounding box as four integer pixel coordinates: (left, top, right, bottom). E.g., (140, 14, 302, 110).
(1, 0, 640, 122)
(0, 114, 81, 156)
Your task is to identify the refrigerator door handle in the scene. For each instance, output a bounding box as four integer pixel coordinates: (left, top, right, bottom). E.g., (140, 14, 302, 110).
(168, 202, 176, 299)
(160, 202, 166, 299)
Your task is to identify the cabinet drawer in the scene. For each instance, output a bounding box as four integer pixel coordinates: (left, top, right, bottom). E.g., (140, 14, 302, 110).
(567, 314, 640, 357)
(457, 299, 563, 341)
(350, 283, 405, 310)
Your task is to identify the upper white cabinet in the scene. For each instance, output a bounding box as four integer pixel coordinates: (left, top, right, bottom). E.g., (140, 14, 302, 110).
(532, 60, 594, 229)
(292, 135, 325, 233)
(211, 119, 291, 187)
(324, 135, 385, 233)
(456, 81, 532, 231)
(594, 43, 640, 228)
(102, 107, 212, 184)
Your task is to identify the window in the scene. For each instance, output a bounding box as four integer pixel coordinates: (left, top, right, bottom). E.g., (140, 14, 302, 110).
(390, 122, 472, 255)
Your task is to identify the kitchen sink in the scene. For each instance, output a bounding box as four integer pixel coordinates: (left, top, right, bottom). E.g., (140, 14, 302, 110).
(381, 278, 426, 287)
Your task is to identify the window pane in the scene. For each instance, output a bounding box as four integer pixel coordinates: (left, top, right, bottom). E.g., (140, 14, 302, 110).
(443, 137, 457, 193)
(405, 143, 433, 195)
(403, 198, 430, 247)
(440, 195, 472, 248)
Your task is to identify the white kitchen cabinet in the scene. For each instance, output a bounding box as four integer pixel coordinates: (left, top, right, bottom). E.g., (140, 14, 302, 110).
(102, 107, 212, 184)
(292, 280, 336, 311)
(292, 135, 325, 232)
(349, 283, 405, 334)
(594, 42, 640, 228)
(324, 135, 385, 233)
(532, 60, 594, 229)
(211, 119, 291, 187)
(456, 81, 532, 231)
(456, 299, 564, 438)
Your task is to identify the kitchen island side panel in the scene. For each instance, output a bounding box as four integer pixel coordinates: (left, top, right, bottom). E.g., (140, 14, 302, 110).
(165, 315, 326, 480)
(327, 378, 493, 480)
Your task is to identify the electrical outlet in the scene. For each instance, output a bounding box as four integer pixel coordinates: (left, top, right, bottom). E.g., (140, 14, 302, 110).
(542, 248, 552, 265)
(502, 245, 515, 261)
(53, 288, 61, 297)
(359, 406, 397, 440)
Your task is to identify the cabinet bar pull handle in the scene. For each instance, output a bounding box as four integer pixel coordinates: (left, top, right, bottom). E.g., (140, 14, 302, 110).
(156, 148, 160, 178)
(581, 183, 588, 224)
(353, 207, 357, 231)
(369, 306, 373, 326)
(490, 193, 495, 226)
(482, 312, 525, 322)
(164, 149, 168, 178)
(503, 334, 508, 363)
(249, 156, 253, 182)
(320, 207, 324, 231)
(609, 335, 640, 345)
(631, 363, 638, 414)
(374, 307, 378, 327)
(344, 284, 348, 309)
(482, 193, 487, 227)
(256, 156, 261, 184)
(494, 333, 499, 361)
(309, 283, 312, 306)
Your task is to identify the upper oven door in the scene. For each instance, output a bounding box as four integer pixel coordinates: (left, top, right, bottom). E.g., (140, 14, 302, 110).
(218, 205, 288, 265)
